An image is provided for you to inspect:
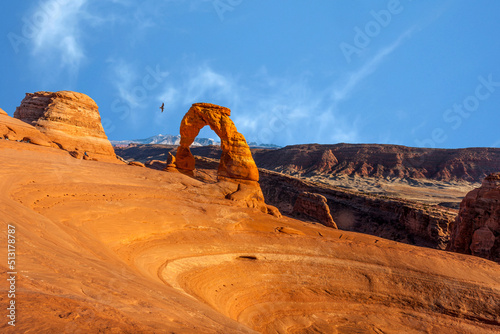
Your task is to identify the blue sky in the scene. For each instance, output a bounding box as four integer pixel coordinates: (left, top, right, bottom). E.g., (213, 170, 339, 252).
(2, 0, 500, 148)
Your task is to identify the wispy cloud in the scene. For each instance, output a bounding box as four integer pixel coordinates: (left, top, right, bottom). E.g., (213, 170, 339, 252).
(23, 0, 220, 81)
(121, 26, 416, 146)
(155, 65, 361, 145)
(113, 26, 416, 145)
(245, 28, 416, 145)
(107, 58, 140, 107)
(30, 0, 89, 75)
(158, 86, 179, 107)
(107, 58, 170, 132)
(332, 28, 416, 104)
(182, 65, 239, 105)
(27, 0, 131, 78)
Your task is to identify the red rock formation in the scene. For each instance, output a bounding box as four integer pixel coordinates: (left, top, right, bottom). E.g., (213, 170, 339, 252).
(115, 144, 459, 247)
(175, 103, 279, 217)
(259, 169, 455, 249)
(145, 159, 167, 170)
(128, 161, 146, 167)
(0, 107, 6, 115)
(310, 149, 338, 174)
(0, 110, 54, 147)
(163, 152, 179, 173)
(14, 91, 118, 162)
(398, 206, 452, 249)
(447, 173, 500, 262)
(292, 192, 337, 228)
(167, 152, 176, 165)
(176, 103, 259, 181)
(253, 143, 500, 182)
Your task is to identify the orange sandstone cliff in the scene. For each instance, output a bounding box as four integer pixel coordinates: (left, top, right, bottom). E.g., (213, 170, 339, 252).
(14, 91, 118, 162)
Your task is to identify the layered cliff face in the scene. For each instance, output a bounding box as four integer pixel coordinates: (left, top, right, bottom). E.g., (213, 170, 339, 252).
(313, 149, 338, 174)
(259, 169, 455, 249)
(447, 173, 500, 262)
(14, 91, 117, 162)
(253, 143, 500, 183)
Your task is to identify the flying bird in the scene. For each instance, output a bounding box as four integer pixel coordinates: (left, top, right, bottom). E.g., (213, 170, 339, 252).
(160, 103, 164, 112)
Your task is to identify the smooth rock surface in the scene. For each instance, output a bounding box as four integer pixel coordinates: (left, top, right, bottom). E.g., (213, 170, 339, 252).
(1, 139, 499, 333)
(0, 111, 54, 147)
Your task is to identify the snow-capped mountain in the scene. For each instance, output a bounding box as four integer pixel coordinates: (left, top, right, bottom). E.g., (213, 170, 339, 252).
(247, 142, 281, 149)
(111, 135, 281, 148)
(111, 134, 220, 147)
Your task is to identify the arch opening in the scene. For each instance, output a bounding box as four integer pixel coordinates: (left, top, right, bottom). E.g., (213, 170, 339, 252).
(175, 103, 259, 182)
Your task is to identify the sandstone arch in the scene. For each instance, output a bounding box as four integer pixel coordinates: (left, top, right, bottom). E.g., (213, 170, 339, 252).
(174, 103, 281, 217)
(176, 103, 259, 181)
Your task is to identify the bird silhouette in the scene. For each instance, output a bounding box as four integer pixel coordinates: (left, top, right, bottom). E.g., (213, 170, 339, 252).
(160, 103, 164, 112)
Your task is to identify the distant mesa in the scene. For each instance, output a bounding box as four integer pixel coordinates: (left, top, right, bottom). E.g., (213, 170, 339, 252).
(255, 143, 500, 183)
(447, 173, 500, 262)
(14, 91, 119, 162)
(173, 102, 280, 217)
(312, 149, 338, 174)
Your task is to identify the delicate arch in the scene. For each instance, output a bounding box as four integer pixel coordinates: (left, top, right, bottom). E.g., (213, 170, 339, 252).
(176, 103, 259, 181)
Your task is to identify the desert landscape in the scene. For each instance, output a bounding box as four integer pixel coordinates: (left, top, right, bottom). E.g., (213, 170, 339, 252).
(1, 92, 499, 333)
(116, 143, 500, 252)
